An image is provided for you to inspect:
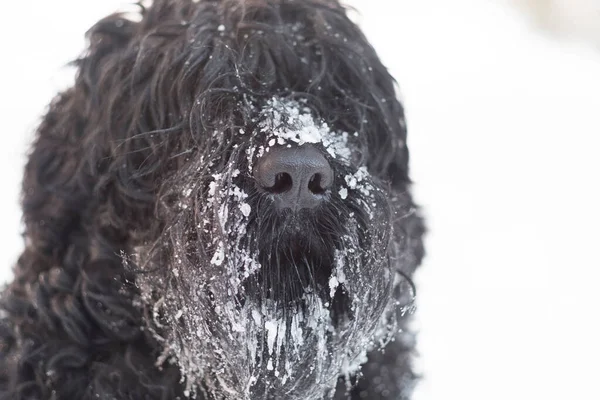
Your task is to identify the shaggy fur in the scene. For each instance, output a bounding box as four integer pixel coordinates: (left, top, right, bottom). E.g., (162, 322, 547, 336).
(0, 0, 424, 399)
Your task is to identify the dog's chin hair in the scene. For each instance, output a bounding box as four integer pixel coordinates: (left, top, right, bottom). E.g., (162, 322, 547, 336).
(130, 256, 402, 400)
(125, 158, 407, 399)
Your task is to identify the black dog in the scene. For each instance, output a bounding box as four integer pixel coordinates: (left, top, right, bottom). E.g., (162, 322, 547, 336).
(0, 1, 424, 399)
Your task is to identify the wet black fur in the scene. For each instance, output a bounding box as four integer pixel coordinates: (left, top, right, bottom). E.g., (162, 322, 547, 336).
(0, 0, 425, 399)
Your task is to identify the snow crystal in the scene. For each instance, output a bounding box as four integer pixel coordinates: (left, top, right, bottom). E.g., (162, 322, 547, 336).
(344, 174, 357, 189)
(231, 185, 248, 201)
(339, 187, 348, 199)
(210, 241, 225, 266)
(240, 203, 251, 217)
(329, 276, 339, 299)
(344, 166, 374, 197)
(257, 98, 354, 161)
(265, 319, 279, 356)
(246, 146, 256, 173)
(208, 181, 218, 196)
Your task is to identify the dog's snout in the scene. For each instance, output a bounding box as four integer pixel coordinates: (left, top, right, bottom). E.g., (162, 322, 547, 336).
(255, 145, 333, 210)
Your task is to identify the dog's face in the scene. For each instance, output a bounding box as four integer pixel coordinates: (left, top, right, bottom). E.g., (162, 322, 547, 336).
(44, 0, 424, 398)
(131, 96, 417, 398)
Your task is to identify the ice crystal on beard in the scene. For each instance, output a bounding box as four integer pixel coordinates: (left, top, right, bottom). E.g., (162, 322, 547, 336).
(210, 241, 225, 266)
(344, 166, 372, 195)
(240, 203, 251, 217)
(328, 250, 348, 299)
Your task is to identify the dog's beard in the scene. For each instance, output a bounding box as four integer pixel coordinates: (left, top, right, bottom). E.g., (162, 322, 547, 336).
(130, 172, 407, 399)
(127, 100, 415, 399)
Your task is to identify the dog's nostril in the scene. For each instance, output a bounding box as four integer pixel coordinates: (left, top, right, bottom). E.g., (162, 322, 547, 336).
(308, 173, 326, 195)
(267, 172, 293, 194)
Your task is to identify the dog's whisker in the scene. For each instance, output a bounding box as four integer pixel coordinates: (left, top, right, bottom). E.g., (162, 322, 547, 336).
(168, 148, 195, 159)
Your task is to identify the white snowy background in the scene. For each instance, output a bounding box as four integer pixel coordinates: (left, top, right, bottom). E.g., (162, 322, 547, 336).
(1, 1, 599, 399)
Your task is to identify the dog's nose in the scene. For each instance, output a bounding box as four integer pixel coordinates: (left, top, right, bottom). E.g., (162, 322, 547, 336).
(255, 145, 333, 210)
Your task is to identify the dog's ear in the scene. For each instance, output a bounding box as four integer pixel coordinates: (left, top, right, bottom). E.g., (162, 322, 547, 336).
(79, 14, 138, 110)
(327, 29, 410, 189)
(21, 89, 89, 272)
(20, 14, 138, 275)
(363, 71, 410, 189)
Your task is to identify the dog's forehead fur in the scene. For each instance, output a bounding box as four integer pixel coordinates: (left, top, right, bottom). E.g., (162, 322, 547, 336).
(0, 1, 424, 400)
(83, 0, 409, 187)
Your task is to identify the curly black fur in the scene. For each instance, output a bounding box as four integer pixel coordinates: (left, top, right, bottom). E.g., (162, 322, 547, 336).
(0, 1, 425, 399)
